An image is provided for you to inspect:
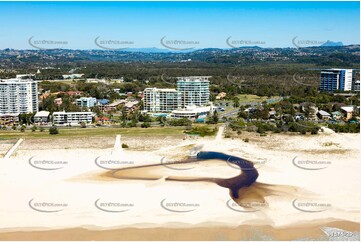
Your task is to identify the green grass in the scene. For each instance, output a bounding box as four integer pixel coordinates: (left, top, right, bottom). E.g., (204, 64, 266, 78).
(0, 127, 185, 139)
(237, 94, 280, 103)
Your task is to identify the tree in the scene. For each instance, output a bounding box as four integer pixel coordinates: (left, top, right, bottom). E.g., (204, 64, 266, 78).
(232, 97, 240, 108)
(206, 111, 219, 124)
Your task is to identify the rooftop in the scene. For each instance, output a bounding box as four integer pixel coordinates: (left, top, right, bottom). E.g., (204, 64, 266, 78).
(318, 110, 331, 116)
(341, 106, 354, 112)
(34, 111, 50, 117)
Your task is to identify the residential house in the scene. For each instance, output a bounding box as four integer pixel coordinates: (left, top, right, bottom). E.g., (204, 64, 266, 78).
(300, 102, 318, 120)
(341, 106, 354, 121)
(216, 92, 227, 100)
(331, 111, 343, 120)
(317, 110, 331, 120)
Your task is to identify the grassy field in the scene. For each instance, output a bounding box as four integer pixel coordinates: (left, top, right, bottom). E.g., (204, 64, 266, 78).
(0, 127, 185, 140)
(237, 94, 281, 103)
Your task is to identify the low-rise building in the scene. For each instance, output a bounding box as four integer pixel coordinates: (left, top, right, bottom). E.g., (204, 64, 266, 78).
(317, 110, 331, 120)
(300, 102, 318, 120)
(0, 114, 19, 126)
(34, 111, 50, 125)
(341, 106, 354, 121)
(62, 74, 84, 79)
(103, 100, 127, 112)
(124, 100, 139, 113)
(331, 111, 343, 120)
(170, 105, 213, 119)
(216, 92, 227, 100)
(76, 97, 97, 108)
(53, 111, 95, 125)
(97, 99, 110, 106)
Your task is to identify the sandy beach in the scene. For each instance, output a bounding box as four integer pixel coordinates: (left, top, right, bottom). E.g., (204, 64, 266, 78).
(0, 128, 359, 240)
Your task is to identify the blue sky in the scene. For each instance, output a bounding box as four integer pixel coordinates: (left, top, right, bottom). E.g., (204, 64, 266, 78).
(0, 1, 359, 49)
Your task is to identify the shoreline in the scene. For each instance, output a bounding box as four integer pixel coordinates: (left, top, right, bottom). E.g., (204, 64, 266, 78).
(0, 220, 359, 240)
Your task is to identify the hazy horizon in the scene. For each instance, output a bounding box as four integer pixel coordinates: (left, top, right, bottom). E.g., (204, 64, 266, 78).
(0, 1, 359, 50)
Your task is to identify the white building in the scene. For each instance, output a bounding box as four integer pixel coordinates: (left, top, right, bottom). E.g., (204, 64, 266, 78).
(0, 78, 38, 115)
(177, 76, 210, 108)
(16, 74, 35, 79)
(170, 105, 214, 119)
(143, 88, 181, 113)
(62, 74, 84, 79)
(53, 111, 95, 125)
(34, 111, 50, 124)
(76, 97, 97, 108)
(143, 76, 211, 114)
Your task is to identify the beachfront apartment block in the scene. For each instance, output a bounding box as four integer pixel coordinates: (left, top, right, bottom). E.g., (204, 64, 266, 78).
(0, 78, 39, 115)
(320, 69, 354, 92)
(177, 77, 210, 108)
(76, 97, 97, 108)
(143, 77, 211, 113)
(143, 88, 181, 112)
(53, 111, 95, 125)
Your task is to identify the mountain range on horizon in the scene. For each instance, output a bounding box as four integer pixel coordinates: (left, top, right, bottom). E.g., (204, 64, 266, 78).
(1, 41, 358, 53)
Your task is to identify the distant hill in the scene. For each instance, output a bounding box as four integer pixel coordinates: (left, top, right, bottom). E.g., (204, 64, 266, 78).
(0, 45, 359, 68)
(321, 40, 344, 47)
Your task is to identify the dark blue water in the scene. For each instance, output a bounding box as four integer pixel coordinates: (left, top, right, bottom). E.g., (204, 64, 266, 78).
(197, 151, 259, 198)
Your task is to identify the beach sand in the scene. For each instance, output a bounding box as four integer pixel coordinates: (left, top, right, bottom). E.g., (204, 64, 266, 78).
(0, 129, 359, 240)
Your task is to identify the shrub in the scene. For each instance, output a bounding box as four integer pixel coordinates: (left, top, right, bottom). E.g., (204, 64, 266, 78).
(328, 123, 359, 133)
(243, 138, 249, 142)
(168, 118, 192, 127)
(141, 122, 150, 128)
(20, 125, 26, 132)
(122, 143, 129, 148)
(31, 125, 37, 132)
(127, 120, 137, 127)
(49, 126, 59, 135)
(80, 122, 86, 128)
(39, 127, 45, 132)
(224, 132, 231, 138)
(184, 125, 217, 137)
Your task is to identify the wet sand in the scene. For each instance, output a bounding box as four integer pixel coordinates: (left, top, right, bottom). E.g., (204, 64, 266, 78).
(107, 151, 260, 205)
(0, 220, 358, 240)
